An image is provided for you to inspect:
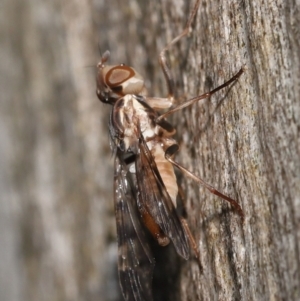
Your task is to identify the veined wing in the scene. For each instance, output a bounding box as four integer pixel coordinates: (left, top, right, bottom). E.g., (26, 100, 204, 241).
(136, 136, 190, 259)
(114, 154, 155, 301)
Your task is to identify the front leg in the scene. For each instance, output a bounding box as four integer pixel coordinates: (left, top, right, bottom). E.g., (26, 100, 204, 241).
(159, 0, 201, 105)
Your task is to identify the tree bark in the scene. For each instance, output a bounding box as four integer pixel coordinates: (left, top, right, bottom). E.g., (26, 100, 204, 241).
(1, 0, 299, 301)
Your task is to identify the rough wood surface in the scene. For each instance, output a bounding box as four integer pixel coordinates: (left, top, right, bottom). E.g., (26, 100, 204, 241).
(0, 0, 299, 301)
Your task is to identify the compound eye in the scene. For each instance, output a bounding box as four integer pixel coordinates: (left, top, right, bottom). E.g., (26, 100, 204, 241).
(106, 65, 135, 88)
(106, 65, 145, 95)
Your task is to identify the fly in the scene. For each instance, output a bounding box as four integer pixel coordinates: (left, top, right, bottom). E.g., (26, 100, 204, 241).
(96, 1, 244, 300)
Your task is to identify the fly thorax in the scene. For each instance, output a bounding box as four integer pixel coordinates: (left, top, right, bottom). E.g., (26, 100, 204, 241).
(112, 94, 155, 153)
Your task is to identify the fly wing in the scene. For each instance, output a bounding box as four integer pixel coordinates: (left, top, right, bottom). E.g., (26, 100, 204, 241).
(136, 137, 190, 259)
(114, 154, 155, 301)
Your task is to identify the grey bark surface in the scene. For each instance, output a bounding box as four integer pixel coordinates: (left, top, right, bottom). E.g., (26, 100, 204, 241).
(0, 0, 299, 301)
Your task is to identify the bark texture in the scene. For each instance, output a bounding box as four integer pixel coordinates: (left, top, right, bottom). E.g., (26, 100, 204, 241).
(0, 0, 299, 301)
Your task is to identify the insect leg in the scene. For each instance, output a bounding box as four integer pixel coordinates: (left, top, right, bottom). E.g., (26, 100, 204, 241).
(165, 145, 245, 222)
(157, 68, 244, 121)
(176, 180, 203, 270)
(144, 97, 174, 110)
(159, 0, 201, 104)
(180, 218, 203, 272)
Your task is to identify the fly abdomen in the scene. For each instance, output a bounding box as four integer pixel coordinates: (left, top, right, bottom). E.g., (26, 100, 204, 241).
(139, 204, 170, 246)
(149, 141, 178, 207)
